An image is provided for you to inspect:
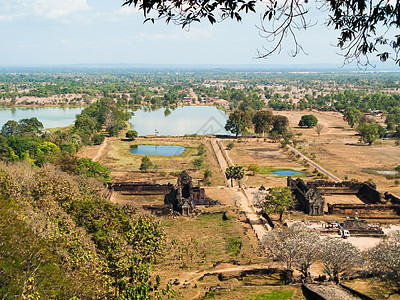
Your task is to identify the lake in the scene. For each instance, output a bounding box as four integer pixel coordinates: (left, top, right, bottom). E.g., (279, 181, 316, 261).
(0, 107, 83, 129)
(0, 105, 231, 136)
(130, 106, 231, 136)
(129, 144, 185, 156)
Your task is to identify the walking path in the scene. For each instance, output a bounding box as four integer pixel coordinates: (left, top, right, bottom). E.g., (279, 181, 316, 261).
(93, 137, 108, 162)
(209, 138, 270, 241)
(287, 145, 341, 182)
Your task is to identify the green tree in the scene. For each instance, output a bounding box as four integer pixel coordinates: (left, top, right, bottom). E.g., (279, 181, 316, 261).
(225, 165, 244, 187)
(233, 165, 245, 186)
(126, 130, 138, 140)
(298, 115, 318, 128)
(77, 157, 111, 182)
(140, 155, 153, 172)
(271, 115, 289, 136)
(92, 134, 105, 145)
(1, 120, 20, 137)
(74, 114, 97, 134)
(357, 122, 385, 145)
(264, 187, 294, 222)
(18, 117, 44, 136)
(225, 109, 251, 138)
(252, 110, 274, 136)
(203, 169, 212, 185)
(343, 107, 363, 128)
(225, 166, 236, 187)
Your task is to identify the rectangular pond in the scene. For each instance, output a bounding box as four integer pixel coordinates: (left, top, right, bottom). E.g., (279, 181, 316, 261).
(129, 144, 185, 156)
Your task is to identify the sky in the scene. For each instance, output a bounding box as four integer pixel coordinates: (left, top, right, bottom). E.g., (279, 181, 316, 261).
(0, 0, 397, 69)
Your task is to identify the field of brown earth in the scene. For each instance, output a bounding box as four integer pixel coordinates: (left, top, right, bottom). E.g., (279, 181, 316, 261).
(277, 110, 400, 195)
(219, 139, 307, 188)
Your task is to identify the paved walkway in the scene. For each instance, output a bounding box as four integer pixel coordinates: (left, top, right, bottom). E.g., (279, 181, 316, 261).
(287, 145, 341, 182)
(209, 138, 270, 241)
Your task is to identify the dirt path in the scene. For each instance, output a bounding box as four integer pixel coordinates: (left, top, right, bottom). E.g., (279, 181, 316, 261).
(93, 137, 108, 162)
(287, 145, 341, 182)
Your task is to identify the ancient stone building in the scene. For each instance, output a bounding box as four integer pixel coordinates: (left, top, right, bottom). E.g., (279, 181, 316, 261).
(287, 177, 325, 216)
(165, 171, 200, 216)
(109, 170, 217, 216)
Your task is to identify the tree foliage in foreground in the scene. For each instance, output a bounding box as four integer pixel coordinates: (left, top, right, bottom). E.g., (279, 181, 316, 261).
(321, 238, 362, 284)
(366, 231, 400, 296)
(0, 162, 170, 299)
(123, 0, 400, 66)
(261, 223, 321, 278)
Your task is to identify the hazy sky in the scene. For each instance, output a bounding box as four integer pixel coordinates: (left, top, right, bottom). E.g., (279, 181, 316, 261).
(0, 0, 394, 68)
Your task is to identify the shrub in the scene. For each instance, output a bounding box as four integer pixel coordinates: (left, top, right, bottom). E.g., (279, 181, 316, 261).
(197, 143, 205, 156)
(139, 155, 153, 172)
(192, 157, 203, 169)
(126, 130, 138, 140)
(248, 164, 260, 175)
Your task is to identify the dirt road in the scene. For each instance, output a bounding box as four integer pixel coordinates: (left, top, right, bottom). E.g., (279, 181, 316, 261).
(287, 145, 341, 182)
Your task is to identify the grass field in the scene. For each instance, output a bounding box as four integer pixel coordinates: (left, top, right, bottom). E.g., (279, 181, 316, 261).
(80, 136, 225, 186)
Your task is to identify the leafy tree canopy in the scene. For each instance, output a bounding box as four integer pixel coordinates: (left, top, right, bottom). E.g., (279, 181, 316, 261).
(123, 0, 400, 66)
(225, 109, 251, 138)
(126, 129, 138, 140)
(264, 186, 294, 222)
(271, 115, 289, 135)
(357, 122, 386, 145)
(252, 110, 274, 136)
(298, 114, 318, 128)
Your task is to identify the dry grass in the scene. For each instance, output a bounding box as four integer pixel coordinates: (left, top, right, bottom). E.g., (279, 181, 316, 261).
(78, 136, 225, 185)
(276, 110, 400, 195)
(219, 139, 307, 188)
(346, 279, 400, 300)
(152, 203, 265, 299)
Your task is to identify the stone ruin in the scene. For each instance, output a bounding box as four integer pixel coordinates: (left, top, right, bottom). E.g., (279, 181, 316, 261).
(287, 177, 325, 216)
(288, 177, 400, 217)
(165, 170, 219, 216)
(108, 170, 218, 217)
(165, 170, 197, 216)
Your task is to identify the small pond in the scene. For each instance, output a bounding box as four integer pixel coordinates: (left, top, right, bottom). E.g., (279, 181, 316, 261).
(272, 169, 301, 176)
(129, 145, 185, 156)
